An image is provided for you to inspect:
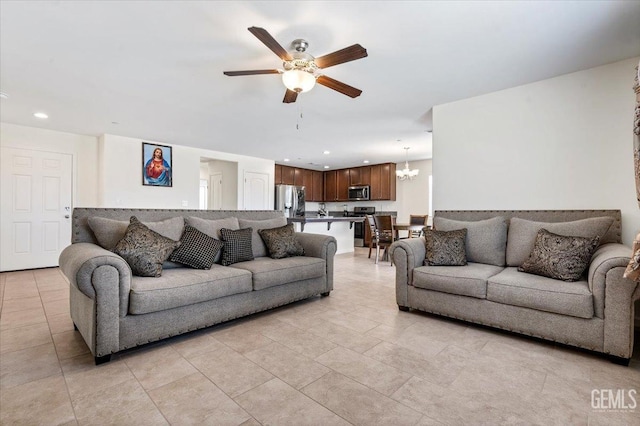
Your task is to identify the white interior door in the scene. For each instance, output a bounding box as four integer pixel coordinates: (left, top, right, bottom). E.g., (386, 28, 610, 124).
(199, 179, 208, 210)
(210, 172, 222, 210)
(243, 171, 269, 210)
(1, 148, 73, 271)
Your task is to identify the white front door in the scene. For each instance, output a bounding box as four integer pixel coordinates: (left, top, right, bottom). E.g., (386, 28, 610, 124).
(1, 148, 73, 271)
(243, 171, 269, 210)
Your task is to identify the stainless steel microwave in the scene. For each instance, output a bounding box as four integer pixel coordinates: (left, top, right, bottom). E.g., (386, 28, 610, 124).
(348, 185, 370, 201)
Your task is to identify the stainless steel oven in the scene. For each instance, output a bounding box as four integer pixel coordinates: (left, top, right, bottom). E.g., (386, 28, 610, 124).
(350, 206, 375, 247)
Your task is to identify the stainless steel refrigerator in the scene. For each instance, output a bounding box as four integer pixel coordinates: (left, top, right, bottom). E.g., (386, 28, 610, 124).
(275, 185, 306, 217)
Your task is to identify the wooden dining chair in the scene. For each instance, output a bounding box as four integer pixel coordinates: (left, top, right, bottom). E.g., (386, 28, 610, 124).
(373, 215, 396, 264)
(366, 215, 378, 259)
(409, 214, 429, 237)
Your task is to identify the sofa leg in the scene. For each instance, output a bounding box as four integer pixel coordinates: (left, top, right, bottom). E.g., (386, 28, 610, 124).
(609, 355, 630, 366)
(398, 305, 409, 312)
(95, 355, 112, 365)
(321, 292, 330, 297)
(73, 323, 78, 331)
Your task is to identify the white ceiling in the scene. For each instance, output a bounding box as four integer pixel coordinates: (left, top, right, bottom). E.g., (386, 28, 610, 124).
(1, 1, 639, 170)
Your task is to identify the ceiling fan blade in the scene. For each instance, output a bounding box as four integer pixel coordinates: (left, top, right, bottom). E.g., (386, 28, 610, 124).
(316, 75, 363, 98)
(223, 69, 280, 76)
(314, 44, 368, 69)
(248, 27, 293, 61)
(283, 89, 298, 103)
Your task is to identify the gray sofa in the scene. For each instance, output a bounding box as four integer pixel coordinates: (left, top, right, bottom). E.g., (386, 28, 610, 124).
(391, 210, 639, 363)
(59, 208, 336, 364)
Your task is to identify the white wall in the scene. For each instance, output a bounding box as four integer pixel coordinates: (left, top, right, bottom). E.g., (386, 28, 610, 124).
(0, 125, 275, 211)
(433, 57, 640, 246)
(0, 123, 99, 208)
(98, 134, 274, 210)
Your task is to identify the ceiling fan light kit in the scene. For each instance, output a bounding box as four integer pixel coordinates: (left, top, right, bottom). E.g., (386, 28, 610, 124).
(224, 27, 367, 103)
(396, 147, 419, 180)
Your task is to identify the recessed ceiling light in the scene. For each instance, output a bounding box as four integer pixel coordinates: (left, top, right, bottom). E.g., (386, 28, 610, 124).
(283, 158, 290, 162)
(0, 92, 8, 99)
(363, 160, 370, 164)
(33, 112, 48, 119)
(323, 165, 330, 169)
(323, 150, 330, 155)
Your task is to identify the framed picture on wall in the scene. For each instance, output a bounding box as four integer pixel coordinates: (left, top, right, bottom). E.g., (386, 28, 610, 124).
(142, 142, 172, 187)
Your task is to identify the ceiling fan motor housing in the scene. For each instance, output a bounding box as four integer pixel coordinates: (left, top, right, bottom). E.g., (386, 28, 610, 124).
(291, 39, 309, 52)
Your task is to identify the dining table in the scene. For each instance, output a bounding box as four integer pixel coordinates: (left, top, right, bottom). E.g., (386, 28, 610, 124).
(393, 223, 429, 238)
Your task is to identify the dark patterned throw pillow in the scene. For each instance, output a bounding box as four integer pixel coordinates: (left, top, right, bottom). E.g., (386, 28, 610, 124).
(112, 216, 181, 277)
(220, 227, 254, 266)
(423, 228, 467, 266)
(518, 229, 599, 281)
(258, 224, 305, 259)
(169, 225, 223, 269)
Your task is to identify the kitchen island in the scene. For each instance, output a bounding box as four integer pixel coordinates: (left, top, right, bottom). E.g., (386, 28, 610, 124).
(287, 216, 365, 255)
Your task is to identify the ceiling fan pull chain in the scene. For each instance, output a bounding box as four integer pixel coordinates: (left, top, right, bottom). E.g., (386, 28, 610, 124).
(296, 106, 304, 130)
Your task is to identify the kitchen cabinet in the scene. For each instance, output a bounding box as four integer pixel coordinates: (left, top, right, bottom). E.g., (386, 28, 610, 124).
(324, 170, 337, 201)
(370, 163, 396, 200)
(312, 171, 324, 202)
(337, 169, 350, 201)
(275, 165, 282, 185)
(279, 165, 295, 185)
(349, 166, 371, 186)
(293, 168, 304, 186)
(280, 162, 394, 202)
(275, 165, 324, 201)
(302, 169, 325, 201)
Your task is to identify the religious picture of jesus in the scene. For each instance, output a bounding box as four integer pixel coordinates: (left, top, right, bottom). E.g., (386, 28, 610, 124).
(142, 142, 172, 187)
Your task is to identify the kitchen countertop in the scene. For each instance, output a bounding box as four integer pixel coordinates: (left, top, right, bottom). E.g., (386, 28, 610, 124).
(287, 216, 365, 231)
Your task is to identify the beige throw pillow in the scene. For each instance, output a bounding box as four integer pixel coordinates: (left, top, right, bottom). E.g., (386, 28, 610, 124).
(518, 229, 599, 281)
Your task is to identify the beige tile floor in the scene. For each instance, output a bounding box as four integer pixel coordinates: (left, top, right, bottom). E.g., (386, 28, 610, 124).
(1, 248, 639, 425)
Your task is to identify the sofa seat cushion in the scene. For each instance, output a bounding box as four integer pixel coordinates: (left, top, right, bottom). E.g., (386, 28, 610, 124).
(230, 256, 326, 291)
(487, 267, 593, 319)
(412, 262, 504, 299)
(129, 265, 252, 314)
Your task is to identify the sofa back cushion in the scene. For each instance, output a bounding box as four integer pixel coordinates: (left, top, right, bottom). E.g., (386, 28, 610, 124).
(186, 216, 239, 263)
(88, 216, 184, 250)
(433, 216, 508, 266)
(506, 217, 614, 267)
(238, 217, 288, 258)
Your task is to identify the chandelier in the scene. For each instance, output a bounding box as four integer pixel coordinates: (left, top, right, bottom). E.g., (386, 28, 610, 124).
(396, 147, 419, 180)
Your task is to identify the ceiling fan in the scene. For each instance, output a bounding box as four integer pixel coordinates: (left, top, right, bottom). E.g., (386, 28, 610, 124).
(223, 27, 368, 103)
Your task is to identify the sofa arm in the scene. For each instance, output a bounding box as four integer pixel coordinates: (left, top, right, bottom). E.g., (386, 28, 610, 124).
(390, 238, 426, 308)
(59, 242, 132, 318)
(295, 233, 337, 292)
(588, 243, 639, 358)
(588, 243, 635, 318)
